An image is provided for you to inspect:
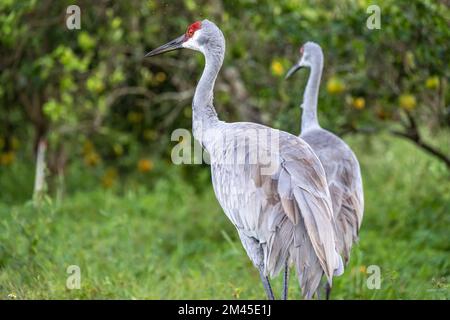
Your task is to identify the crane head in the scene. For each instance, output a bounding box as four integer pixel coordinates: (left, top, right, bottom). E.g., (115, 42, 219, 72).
(145, 20, 222, 57)
(285, 41, 323, 79)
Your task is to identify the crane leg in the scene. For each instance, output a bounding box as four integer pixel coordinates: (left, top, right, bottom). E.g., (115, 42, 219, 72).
(325, 282, 332, 300)
(259, 268, 275, 300)
(282, 260, 289, 300)
(316, 289, 321, 300)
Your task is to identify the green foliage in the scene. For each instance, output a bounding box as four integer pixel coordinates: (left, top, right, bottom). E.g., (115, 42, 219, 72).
(1, 0, 449, 176)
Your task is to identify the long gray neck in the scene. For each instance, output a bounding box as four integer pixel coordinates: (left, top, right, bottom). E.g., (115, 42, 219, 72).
(301, 57, 322, 133)
(192, 49, 222, 143)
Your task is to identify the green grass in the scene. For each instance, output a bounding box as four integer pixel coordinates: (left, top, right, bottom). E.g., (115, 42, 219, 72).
(0, 133, 449, 299)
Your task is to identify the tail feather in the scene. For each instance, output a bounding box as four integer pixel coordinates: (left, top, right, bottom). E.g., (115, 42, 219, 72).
(265, 212, 294, 278)
(290, 222, 324, 299)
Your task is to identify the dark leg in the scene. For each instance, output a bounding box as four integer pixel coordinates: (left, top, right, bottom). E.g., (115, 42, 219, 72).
(259, 267, 275, 300)
(282, 260, 289, 300)
(325, 282, 332, 300)
(315, 275, 323, 299)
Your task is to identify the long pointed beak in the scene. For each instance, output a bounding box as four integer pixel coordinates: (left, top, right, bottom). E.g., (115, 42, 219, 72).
(284, 63, 304, 80)
(145, 35, 186, 58)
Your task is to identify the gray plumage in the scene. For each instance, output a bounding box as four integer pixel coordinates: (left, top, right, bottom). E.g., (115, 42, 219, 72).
(208, 123, 343, 298)
(301, 130, 364, 264)
(147, 21, 343, 299)
(287, 42, 364, 267)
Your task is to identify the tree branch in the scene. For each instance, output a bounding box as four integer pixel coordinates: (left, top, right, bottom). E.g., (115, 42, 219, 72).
(222, 66, 262, 123)
(390, 109, 450, 169)
(339, 120, 450, 170)
(390, 129, 450, 169)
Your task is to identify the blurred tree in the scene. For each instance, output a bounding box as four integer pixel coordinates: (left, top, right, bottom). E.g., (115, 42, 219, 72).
(0, 0, 448, 199)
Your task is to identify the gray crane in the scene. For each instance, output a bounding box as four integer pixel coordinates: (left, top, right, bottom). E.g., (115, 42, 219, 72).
(145, 21, 343, 300)
(285, 41, 364, 299)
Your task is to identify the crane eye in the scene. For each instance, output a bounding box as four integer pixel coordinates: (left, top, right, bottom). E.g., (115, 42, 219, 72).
(186, 28, 195, 38)
(185, 21, 202, 39)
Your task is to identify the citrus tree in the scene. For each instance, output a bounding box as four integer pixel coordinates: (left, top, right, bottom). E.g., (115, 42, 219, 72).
(0, 0, 448, 199)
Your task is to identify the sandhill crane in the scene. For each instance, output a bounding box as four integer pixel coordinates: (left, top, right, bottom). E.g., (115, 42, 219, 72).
(146, 21, 343, 300)
(285, 41, 364, 299)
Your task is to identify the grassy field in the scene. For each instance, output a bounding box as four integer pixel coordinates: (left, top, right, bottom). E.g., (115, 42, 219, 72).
(0, 133, 449, 299)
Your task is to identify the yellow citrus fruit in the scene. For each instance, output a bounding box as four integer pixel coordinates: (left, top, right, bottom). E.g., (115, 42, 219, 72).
(102, 177, 114, 188)
(113, 144, 123, 156)
(84, 152, 101, 166)
(352, 97, 366, 110)
(138, 159, 153, 173)
(101, 168, 118, 188)
(155, 72, 167, 83)
(271, 60, 284, 77)
(83, 140, 94, 154)
(0, 151, 15, 165)
(327, 77, 345, 94)
(399, 94, 416, 111)
(425, 76, 439, 89)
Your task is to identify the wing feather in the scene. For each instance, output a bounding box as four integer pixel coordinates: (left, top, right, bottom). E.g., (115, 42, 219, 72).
(302, 129, 365, 265)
